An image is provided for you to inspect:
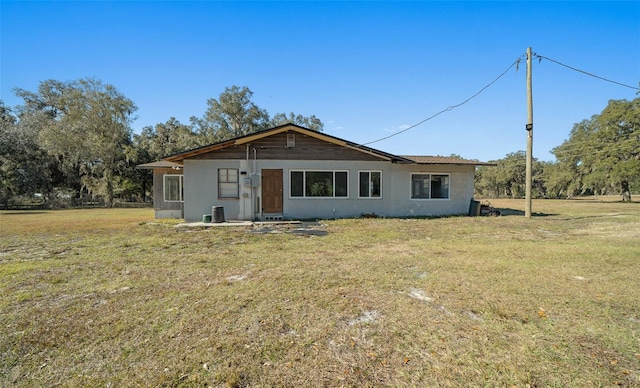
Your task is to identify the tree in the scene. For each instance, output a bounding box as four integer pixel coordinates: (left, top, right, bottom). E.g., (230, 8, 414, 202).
(14, 78, 137, 206)
(127, 118, 200, 200)
(477, 152, 529, 198)
(0, 101, 53, 208)
(552, 98, 640, 201)
(270, 112, 324, 132)
(475, 151, 544, 199)
(540, 160, 579, 199)
(132, 117, 200, 162)
(191, 86, 323, 144)
(192, 86, 270, 143)
(474, 164, 501, 198)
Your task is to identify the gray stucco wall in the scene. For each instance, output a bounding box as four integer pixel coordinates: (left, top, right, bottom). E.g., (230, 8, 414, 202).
(183, 159, 475, 221)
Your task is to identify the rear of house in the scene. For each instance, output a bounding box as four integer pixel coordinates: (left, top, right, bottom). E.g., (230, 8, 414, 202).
(141, 124, 489, 222)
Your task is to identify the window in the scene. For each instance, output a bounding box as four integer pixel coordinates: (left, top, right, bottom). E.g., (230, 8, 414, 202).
(290, 170, 348, 198)
(411, 173, 449, 199)
(359, 171, 381, 198)
(218, 168, 239, 198)
(430, 174, 450, 199)
(163, 175, 183, 202)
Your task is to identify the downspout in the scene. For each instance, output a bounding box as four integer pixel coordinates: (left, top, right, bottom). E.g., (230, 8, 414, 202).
(254, 147, 258, 220)
(246, 144, 251, 220)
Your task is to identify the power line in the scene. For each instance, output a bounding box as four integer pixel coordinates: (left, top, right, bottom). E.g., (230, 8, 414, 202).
(363, 51, 638, 147)
(362, 56, 525, 146)
(534, 53, 640, 91)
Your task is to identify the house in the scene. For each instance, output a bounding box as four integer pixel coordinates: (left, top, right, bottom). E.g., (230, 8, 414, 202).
(138, 124, 491, 221)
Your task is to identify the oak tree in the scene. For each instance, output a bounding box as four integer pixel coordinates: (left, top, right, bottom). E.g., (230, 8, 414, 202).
(191, 86, 323, 143)
(552, 98, 639, 201)
(14, 78, 137, 206)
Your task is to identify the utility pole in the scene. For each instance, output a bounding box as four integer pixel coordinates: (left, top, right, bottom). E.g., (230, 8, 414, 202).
(525, 47, 534, 218)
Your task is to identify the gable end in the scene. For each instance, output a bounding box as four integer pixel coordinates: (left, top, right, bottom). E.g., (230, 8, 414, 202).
(191, 132, 383, 161)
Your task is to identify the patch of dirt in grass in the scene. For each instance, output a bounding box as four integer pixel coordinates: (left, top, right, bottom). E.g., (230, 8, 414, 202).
(225, 274, 248, 282)
(572, 221, 640, 239)
(407, 288, 434, 302)
(462, 310, 483, 321)
(347, 310, 380, 326)
(248, 222, 328, 236)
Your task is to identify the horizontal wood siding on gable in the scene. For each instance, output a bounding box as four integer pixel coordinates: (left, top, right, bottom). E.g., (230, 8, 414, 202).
(190, 132, 381, 161)
(154, 168, 182, 211)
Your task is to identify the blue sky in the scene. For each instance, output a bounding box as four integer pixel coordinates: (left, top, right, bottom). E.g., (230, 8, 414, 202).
(2, 1, 639, 162)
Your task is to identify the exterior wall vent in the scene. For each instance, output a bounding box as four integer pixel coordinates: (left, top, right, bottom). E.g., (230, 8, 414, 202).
(286, 133, 295, 148)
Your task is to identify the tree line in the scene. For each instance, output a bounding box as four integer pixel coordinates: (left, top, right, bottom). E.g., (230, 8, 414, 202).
(1, 77, 637, 209)
(475, 98, 639, 201)
(0, 80, 322, 208)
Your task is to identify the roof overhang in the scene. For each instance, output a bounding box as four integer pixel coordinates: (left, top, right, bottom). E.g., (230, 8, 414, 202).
(400, 155, 496, 166)
(136, 160, 183, 170)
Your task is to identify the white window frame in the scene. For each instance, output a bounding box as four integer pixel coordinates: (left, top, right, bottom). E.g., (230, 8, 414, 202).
(289, 170, 349, 198)
(410, 173, 450, 200)
(163, 174, 183, 202)
(218, 168, 239, 199)
(358, 170, 382, 199)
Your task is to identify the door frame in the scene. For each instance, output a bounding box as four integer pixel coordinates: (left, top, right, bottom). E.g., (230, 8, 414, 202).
(261, 168, 283, 214)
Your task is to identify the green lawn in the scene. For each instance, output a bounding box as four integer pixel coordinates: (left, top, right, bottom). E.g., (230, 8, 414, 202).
(1, 199, 639, 387)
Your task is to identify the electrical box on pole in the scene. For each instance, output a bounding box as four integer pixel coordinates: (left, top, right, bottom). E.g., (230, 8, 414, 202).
(525, 47, 534, 218)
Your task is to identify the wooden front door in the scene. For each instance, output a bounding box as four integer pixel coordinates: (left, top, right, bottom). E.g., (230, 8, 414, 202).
(262, 169, 283, 213)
